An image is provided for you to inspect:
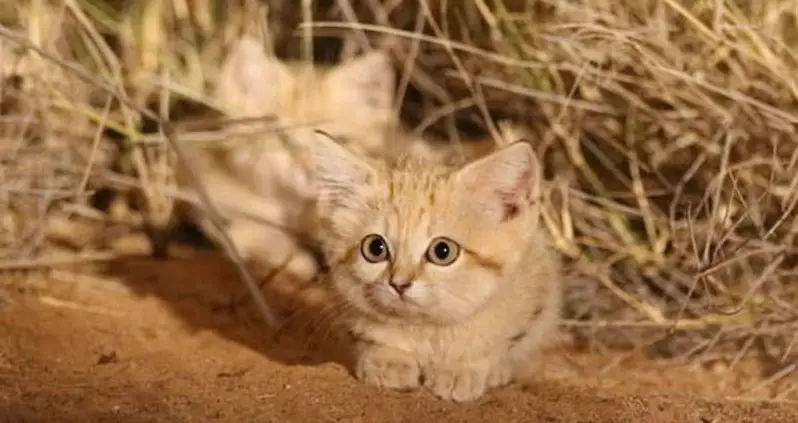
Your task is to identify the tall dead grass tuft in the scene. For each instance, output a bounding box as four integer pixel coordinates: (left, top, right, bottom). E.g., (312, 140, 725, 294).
(1, 0, 796, 391)
(0, 3, 111, 264)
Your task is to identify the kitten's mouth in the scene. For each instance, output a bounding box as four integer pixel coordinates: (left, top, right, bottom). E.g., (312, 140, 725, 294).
(364, 285, 421, 317)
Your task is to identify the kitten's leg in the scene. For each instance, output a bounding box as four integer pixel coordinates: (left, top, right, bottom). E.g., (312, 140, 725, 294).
(353, 341, 422, 392)
(424, 354, 511, 402)
(226, 220, 319, 282)
(504, 298, 562, 382)
(486, 357, 514, 388)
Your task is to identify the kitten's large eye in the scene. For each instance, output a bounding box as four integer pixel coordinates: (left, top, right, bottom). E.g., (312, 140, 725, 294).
(360, 234, 390, 263)
(425, 237, 460, 266)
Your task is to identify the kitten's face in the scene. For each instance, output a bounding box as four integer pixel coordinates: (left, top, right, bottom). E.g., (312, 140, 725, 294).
(215, 37, 397, 201)
(312, 135, 541, 325)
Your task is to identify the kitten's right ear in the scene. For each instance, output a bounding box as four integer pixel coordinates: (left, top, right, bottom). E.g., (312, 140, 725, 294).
(309, 130, 376, 212)
(216, 36, 290, 116)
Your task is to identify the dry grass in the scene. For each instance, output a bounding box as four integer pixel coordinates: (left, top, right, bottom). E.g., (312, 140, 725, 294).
(1, 0, 797, 391)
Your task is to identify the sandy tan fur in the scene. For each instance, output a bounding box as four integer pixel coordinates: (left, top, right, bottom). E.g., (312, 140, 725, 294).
(175, 36, 407, 279)
(311, 134, 563, 402)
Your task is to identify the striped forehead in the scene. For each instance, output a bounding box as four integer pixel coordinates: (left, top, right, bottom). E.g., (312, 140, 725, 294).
(379, 163, 454, 241)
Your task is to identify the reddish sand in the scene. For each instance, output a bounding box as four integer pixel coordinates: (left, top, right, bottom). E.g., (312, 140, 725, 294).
(1, 250, 796, 422)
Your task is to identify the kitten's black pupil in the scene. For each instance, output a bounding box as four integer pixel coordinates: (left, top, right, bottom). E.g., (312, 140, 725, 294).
(434, 242, 450, 260)
(369, 238, 386, 257)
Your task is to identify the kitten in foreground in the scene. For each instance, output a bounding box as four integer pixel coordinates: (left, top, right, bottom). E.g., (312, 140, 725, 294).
(311, 131, 563, 402)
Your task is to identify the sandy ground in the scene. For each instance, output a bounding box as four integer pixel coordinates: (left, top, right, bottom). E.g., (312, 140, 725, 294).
(1, 248, 797, 423)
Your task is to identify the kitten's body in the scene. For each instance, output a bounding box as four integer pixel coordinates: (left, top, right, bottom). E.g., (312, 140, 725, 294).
(311, 136, 562, 402)
(176, 37, 413, 278)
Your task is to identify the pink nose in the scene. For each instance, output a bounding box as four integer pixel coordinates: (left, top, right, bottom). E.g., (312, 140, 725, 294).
(388, 281, 413, 295)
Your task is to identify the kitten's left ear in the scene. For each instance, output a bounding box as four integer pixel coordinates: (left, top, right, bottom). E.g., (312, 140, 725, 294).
(216, 36, 290, 116)
(327, 50, 395, 115)
(455, 141, 541, 222)
(309, 131, 376, 213)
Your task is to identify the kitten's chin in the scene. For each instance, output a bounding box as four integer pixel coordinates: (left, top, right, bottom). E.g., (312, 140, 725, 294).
(334, 275, 495, 324)
(372, 287, 432, 320)
(361, 283, 489, 325)
(336, 282, 432, 323)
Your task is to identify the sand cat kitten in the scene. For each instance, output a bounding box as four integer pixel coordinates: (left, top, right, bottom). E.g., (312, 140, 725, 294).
(310, 132, 562, 402)
(177, 37, 403, 278)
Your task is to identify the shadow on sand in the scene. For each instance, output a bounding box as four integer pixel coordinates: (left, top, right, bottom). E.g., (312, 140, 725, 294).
(101, 241, 353, 372)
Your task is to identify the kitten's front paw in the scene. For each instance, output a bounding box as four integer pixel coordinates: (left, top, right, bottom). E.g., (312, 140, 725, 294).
(425, 359, 511, 402)
(355, 346, 421, 392)
(487, 359, 513, 388)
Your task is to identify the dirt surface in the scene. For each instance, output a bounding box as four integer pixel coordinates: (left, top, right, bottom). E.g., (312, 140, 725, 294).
(1, 249, 796, 423)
